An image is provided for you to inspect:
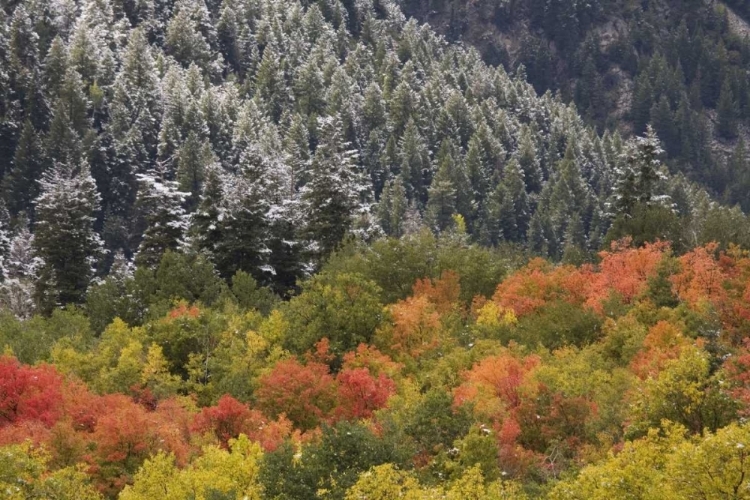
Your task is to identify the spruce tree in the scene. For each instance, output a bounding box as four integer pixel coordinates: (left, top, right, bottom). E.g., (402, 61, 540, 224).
(134, 169, 188, 269)
(717, 76, 738, 140)
(613, 125, 667, 217)
(0, 201, 10, 282)
(43, 36, 69, 100)
(302, 115, 365, 263)
(212, 146, 271, 281)
(176, 132, 213, 210)
(377, 177, 408, 237)
(0, 218, 41, 319)
(516, 126, 543, 193)
(488, 159, 530, 243)
(33, 162, 103, 310)
(3, 120, 43, 217)
(650, 95, 677, 156)
(425, 153, 457, 233)
(109, 27, 162, 174)
(191, 162, 224, 257)
(399, 118, 430, 205)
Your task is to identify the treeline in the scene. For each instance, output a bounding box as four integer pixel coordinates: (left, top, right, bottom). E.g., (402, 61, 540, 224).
(4, 235, 750, 498)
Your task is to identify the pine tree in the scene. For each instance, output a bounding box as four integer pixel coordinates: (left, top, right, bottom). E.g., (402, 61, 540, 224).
(165, 6, 212, 68)
(0, 201, 10, 282)
(465, 136, 488, 210)
(516, 126, 543, 193)
(425, 155, 457, 233)
(33, 162, 103, 311)
(650, 95, 677, 156)
(282, 115, 310, 193)
(3, 120, 43, 217)
(399, 118, 430, 206)
(266, 198, 305, 295)
(728, 138, 750, 212)
(631, 73, 654, 134)
(302, 115, 365, 263)
(294, 59, 326, 117)
(362, 82, 386, 134)
(46, 68, 90, 166)
(549, 142, 591, 231)
(109, 27, 162, 174)
(177, 132, 214, 210)
(255, 46, 287, 122)
(0, 218, 41, 319)
(191, 162, 224, 257)
(376, 177, 408, 238)
(134, 169, 188, 269)
(212, 146, 271, 281)
(717, 76, 738, 140)
(43, 36, 68, 99)
(633, 126, 666, 206)
(561, 213, 587, 264)
(613, 125, 667, 217)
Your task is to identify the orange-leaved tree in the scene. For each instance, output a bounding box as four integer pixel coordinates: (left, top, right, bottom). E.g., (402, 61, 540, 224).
(255, 357, 337, 431)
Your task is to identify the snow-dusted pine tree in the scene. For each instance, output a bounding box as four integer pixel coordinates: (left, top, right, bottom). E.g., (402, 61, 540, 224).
(0, 218, 42, 319)
(134, 167, 189, 269)
(33, 161, 103, 310)
(301, 114, 367, 264)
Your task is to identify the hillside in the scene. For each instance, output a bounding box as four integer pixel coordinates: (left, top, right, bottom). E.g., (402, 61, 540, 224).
(4, 0, 750, 497)
(399, 0, 750, 208)
(2, 0, 750, 318)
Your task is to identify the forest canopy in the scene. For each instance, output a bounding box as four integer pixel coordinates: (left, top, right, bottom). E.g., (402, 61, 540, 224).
(2, 235, 750, 498)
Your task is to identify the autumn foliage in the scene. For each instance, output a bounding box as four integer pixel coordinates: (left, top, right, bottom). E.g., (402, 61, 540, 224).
(6, 239, 750, 498)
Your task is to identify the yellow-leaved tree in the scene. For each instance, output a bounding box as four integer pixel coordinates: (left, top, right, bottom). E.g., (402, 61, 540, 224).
(344, 464, 528, 500)
(550, 422, 750, 499)
(119, 434, 263, 500)
(0, 443, 102, 500)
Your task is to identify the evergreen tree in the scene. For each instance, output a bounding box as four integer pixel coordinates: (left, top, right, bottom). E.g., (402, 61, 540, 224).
(717, 76, 738, 140)
(561, 213, 587, 264)
(266, 198, 305, 295)
(108, 27, 162, 174)
(727, 138, 750, 212)
(43, 36, 69, 99)
(33, 162, 103, 311)
(362, 82, 386, 134)
(302, 115, 366, 263)
(0, 218, 41, 319)
(133, 169, 188, 269)
(176, 132, 214, 210)
(613, 126, 667, 217)
(212, 146, 271, 281)
(376, 177, 408, 237)
(650, 95, 678, 157)
(488, 159, 530, 243)
(191, 162, 224, 257)
(165, 5, 212, 68)
(631, 73, 654, 134)
(425, 153, 457, 233)
(516, 126, 543, 193)
(0, 201, 10, 281)
(399, 118, 430, 205)
(465, 136, 488, 212)
(3, 120, 44, 217)
(255, 46, 287, 122)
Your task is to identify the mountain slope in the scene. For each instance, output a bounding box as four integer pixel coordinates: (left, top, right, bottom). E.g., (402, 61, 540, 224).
(0, 0, 749, 312)
(398, 0, 750, 208)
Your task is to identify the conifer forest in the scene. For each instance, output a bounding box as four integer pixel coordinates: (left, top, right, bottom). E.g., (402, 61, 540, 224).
(6, 0, 750, 497)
